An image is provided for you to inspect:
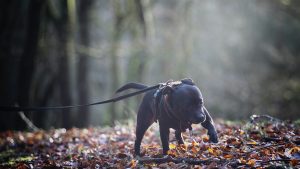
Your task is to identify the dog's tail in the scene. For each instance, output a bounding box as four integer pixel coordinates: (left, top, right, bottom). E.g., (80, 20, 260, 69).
(116, 83, 148, 93)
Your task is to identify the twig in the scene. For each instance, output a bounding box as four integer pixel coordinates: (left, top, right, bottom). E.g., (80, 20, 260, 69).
(262, 137, 285, 142)
(259, 158, 299, 167)
(138, 156, 215, 165)
(250, 114, 281, 124)
(18, 111, 39, 131)
(261, 159, 293, 163)
(244, 143, 285, 155)
(138, 156, 299, 168)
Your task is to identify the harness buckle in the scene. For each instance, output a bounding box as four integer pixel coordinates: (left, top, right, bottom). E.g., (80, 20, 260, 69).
(153, 83, 163, 98)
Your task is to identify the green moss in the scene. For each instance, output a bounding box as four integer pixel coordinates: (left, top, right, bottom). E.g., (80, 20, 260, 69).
(0, 149, 14, 161)
(294, 119, 300, 127)
(1, 155, 34, 166)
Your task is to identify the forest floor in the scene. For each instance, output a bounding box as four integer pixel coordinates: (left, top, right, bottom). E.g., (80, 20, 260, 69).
(0, 115, 299, 169)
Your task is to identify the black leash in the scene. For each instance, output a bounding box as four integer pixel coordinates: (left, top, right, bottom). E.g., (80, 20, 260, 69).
(0, 84, 160, 112)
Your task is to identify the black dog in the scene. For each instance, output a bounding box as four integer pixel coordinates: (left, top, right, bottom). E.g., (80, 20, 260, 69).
(116, 78, 218, 155)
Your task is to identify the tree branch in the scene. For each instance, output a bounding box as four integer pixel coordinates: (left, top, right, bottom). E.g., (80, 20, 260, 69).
(138, 156, 215, 165)
(18, 111, 39, 131)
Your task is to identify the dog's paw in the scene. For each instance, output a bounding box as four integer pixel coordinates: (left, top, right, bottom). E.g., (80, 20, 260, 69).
(208, 131, 218, 143)
(135, 155, 142, 160)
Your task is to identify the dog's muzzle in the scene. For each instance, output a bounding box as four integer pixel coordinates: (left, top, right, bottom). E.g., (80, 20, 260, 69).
(191, 113, 206, 124)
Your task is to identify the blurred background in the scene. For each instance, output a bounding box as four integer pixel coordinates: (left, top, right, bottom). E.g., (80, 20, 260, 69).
(0, 0, 299, 131)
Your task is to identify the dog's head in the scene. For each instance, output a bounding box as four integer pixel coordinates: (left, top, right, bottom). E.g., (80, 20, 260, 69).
(166, 78, 206, 124)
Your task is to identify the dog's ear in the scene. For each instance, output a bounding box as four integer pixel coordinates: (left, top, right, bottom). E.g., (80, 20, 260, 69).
(181, 78, 195, 85)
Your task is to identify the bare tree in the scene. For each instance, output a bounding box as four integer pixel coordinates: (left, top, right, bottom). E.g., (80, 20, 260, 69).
(77, 0, 94, 127)
(109, 0, 124, 124)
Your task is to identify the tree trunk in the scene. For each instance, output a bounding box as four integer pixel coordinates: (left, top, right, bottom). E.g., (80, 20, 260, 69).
(130, 0, 149, 83)
(17, 0, 44, 130)
(77, 0, 94, 128)
(124, 0, 151, 119)
(0, 1, 26, 131)
(57, 0, 76, 128)
(109, 0, 124, 125)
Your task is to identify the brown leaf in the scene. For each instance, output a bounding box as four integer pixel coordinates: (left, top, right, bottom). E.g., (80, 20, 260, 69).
(247, 159, 256, 167)
(249, 153, 260, 159)
(117, 152, 128, 158)
(129, 159, 136, 168)
(202, 135, 209, 142)
(16, 163, 29, 169)
(223, 154, 233, 159)
(290, 159, 299, 166)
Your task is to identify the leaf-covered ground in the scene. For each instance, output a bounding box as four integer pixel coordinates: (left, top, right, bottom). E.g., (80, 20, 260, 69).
(0, 115, 299, 168)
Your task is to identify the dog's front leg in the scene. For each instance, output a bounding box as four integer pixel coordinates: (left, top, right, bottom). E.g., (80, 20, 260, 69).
(159, 122, 170, 154)
(201, 106, 218, 143)
(175, 130, 184, 144)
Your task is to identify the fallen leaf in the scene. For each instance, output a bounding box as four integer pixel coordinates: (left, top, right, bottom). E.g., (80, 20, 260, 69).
(202, 135, 209, 142)
(169, 143, 176, 149)
(246, 140, 258, 145)
(223, 154, 233, 159)
(290, 159, 299, 166)
(247, 159, 256, 167)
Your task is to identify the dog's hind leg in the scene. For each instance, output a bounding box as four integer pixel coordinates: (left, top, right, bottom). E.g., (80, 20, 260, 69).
(134, 102, 155, 156)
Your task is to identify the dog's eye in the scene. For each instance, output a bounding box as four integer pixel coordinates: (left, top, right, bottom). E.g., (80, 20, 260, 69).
(199, 99, 204, 105)
(195, 98, 203, 105)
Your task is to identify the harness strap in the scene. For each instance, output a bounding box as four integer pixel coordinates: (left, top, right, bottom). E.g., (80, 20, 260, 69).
(163, 94, 192, 131)
(163, 95, 180, 121)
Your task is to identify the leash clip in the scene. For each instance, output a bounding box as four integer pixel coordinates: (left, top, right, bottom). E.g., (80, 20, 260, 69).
(153, 80, 173, 98)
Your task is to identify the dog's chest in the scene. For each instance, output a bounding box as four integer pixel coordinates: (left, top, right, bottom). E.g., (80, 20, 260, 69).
(158, 115, 192, 132)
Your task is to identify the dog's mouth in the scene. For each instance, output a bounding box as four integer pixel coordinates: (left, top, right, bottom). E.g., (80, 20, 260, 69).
(189, 114, 206, 124)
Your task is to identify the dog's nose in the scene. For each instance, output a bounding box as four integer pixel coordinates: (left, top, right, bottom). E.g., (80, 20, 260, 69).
(193, 113, 206, 124)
